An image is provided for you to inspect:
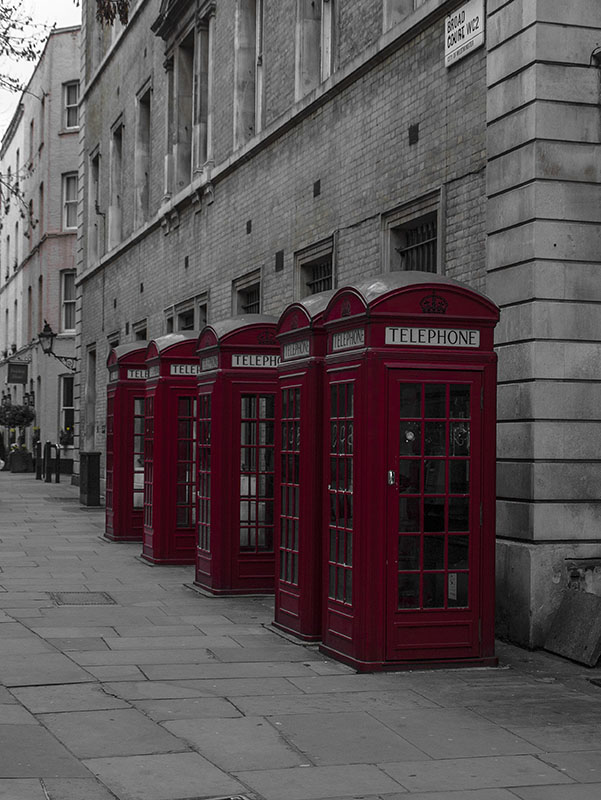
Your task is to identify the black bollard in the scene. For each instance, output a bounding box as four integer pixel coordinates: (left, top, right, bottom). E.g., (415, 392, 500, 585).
(43, 441, 52, 483)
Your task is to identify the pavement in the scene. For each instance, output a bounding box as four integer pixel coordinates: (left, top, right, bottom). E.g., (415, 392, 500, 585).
(0, 475, 600, 800)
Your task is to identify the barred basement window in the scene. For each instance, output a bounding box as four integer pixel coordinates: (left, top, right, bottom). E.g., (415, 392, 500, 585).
(296, 239, 334, 298)
(392, 213, 437, 273)
(383, 190, 442, 274)
(233, 270, 262, 315)
(239, 284, 260, 314)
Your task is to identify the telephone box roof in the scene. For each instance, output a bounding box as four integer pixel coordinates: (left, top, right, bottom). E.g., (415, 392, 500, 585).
(106, 342, 148, 367)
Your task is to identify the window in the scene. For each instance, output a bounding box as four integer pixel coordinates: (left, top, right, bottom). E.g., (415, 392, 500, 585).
(233, 270, 261, 315)
(234, 0, 259, 148)
(107, 332, 120, 349)
(296, 239, 334, 298)
(295, 0, 335, 100)
(64, 81, 79, 129)
(134, 88, 151, 227)
(29, 120, 34, 163)
(84, 348, 97, 450)
(88, 152, 100, 261)
(62, 173, 78, 230)
(193, 13, 214, 170)
(383, 191, 442, 274)
(61, 271, 76, 331)
(61, 376, 75, 444)
(175, 32, 194, 190)
(37, 276, 43, 333)
(383, 0, 423, 31)
(109, 123, 123, 248)
(38, 183, 44, 234)
(164, 294, 209, 331)
(133, 320, 147, 340)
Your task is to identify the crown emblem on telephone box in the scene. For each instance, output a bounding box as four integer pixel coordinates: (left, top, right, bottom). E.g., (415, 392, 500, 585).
(420, 291, 448, 314)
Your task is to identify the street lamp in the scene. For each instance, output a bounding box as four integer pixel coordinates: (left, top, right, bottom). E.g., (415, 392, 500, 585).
(38, 321, 78, 372)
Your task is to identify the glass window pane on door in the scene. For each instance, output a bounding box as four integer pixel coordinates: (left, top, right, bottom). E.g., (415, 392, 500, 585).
(197, 394, 212, 551)
(327, 381, 354, 606)
(175, 396, 196, 528)
(239, 393, 275, 552)
(132, 397, 145, 509)
(397, 381, 471, 611)
(143, 396, 154, 527)
(279, 386, 301, 586)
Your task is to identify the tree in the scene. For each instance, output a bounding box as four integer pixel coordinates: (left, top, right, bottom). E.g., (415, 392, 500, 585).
(96, 0, 131, 26)
(0, 1, 46, 95)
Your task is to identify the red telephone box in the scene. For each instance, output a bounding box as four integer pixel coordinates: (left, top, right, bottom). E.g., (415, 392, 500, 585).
(105, 343, 148, 542)
(195, 316, 280, 594)
(142, 333, 200, 564)
(320, 273, 499, 670)
(274, 292, 332, 640)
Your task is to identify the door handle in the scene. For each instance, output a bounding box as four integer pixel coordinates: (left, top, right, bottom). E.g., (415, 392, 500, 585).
(387, 470, 396, 486)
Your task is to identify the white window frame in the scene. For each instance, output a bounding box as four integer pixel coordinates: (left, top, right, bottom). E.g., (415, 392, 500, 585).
(62, 173, 78, 230)
(64, 81, 79, 129)
(61, 270, 76, 332)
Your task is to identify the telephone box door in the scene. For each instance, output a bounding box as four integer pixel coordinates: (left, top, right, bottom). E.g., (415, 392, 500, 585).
(386, 370, 482, 662)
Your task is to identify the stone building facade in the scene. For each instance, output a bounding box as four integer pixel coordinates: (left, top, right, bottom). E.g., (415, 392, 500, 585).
(0, 27, 80, 467)
(76, 0, 601, 647)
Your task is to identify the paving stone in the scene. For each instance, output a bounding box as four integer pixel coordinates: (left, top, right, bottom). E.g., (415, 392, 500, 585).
(233, 689, 437, 717)
(111, 625, 200, 637)
(209, 645, 320, 662)
(380, 755, 574, 792)
(0, 705, 38, 724)
(470, 698, 601, 727)
(372, 707, 541, 758)
(0, 779, 48, 799)
(70, 648, 215, 666)
(142, 660, 317, 680)
(102, 681, 212, 701)
(539, 751, 601, 783)
(287, 673, 426, 693)
(511, 785, 601, 800)
(164, 716, 306, 770)
(46, 637, 110, 651)
(133, 697, 242, 721)
(386, 792, 524, 800)
(510, 724, 601, 752)
(12, 684, 131, 713)
(84, 665, 146, 681)
(176, 676, 303, 697)
(234, 764, 404, 799)
(0, 654, 94, 687)
(83, 752, 245, 800)
(41, 709, 190, 758)
(0, 725, 89, 778)
(102, 635, 238, 650)
(42, 778, 120, 800)
(273, 711, 429, 764)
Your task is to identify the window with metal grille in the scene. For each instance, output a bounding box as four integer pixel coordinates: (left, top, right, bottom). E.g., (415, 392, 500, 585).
(296, 239, 334, 298)
(238, 283, 260, 314)
(392, 213, 437, 273)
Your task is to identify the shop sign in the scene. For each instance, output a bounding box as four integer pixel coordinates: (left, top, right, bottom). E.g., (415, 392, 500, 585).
(444, 0, 484, 68)
(331, 328, 365, 352)
(127, 368, 148, 380)
(201, 355, 219, 372)
(385, 326, 480, 348)
(170, 363, 202, 376)
(283, 339, 310, 361)
(231, 353, 281, 368)
(7, 362, 27, 384)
